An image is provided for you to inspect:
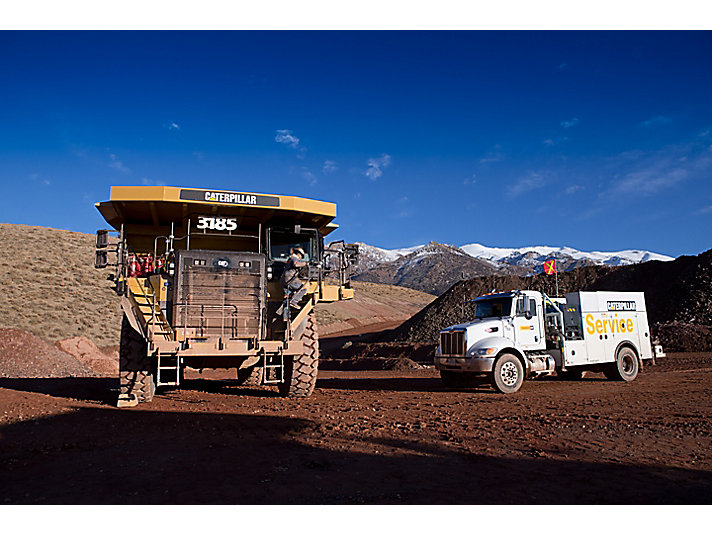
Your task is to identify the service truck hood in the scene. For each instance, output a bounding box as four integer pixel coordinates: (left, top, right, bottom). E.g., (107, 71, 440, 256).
(442, 317, 513, 354)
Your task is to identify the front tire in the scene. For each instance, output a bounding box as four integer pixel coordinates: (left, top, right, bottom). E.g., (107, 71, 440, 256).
(119, 316, 156, 403)
(237, 365, 264, 387)
(604, 346, 639, 382)
(491, 353, 524, 394)
(278, 312, 319, 398)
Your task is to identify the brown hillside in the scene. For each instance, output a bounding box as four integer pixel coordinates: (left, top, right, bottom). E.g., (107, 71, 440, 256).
(382, 249, 712, 350)
(0, 224, 433, 346)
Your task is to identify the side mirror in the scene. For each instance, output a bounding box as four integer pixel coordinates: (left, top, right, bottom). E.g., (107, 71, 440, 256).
(524, 310, 532, 320)
(96, 229, 108, 249)
(95, 250, 108, 269)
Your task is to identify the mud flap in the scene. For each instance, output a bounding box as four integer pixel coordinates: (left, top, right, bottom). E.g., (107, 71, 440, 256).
(120, 296, 144, 336)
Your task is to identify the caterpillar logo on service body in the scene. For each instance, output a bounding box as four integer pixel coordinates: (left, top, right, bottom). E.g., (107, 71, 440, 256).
(607, 301, 636, 311)
(585, 314, 635, 335)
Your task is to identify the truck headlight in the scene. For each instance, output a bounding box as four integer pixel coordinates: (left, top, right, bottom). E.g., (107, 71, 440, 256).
(475, 348, 496, 356)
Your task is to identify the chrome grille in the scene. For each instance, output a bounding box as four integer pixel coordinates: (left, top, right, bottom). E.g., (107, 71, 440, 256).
(440, 330, 466, 356)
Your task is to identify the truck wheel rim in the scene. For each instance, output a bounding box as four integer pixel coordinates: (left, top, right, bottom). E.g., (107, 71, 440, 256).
(621, 354, 635, 374)
(501, 361, 518, 386)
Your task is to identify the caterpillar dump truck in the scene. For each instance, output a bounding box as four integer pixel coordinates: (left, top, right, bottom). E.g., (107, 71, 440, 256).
(435, 290, 665, 393)
(94, 185, 358, 407)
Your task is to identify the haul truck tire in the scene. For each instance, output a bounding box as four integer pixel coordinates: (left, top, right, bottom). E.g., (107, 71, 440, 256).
(491, 353, 524, 394)
(237, 366, 264, 387)
(278, 312, 319, 398)
(118, 316, 156, 403)
(604, 346, 639, 382)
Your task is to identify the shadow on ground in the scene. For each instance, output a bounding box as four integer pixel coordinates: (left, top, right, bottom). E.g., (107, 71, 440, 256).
(1, 406, 711, 504)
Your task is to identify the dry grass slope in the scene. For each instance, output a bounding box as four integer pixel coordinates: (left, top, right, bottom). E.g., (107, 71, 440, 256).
(0, 224, 434, 346)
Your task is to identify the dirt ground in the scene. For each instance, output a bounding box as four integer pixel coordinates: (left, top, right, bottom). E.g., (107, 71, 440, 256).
(1, 351, 710, 505)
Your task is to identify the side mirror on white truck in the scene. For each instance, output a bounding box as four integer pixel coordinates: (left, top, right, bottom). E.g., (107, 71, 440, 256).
(434, 290, 665, 394)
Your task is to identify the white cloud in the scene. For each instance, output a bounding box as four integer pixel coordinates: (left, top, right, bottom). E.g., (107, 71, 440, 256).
(302, 168, 317, 186)
(141, 177, 167, 186)
(168, 122, 180, 131)
(108, 153, 131, 174)
(641, 115, 672, 127)
(507, 172, 548, 197)
(565, 184, 583, 195)
(364, 153, 392, 181)
(560, 117, 580, 129)
(275, 129, 300, 149)
(695, 204, 712, 215)
(322, 160, 338, 174)
(612, 167, 688, 195)
(558, 61, 568, 71)
(479, 145, 504, 164)
(192, 151, 205, 161)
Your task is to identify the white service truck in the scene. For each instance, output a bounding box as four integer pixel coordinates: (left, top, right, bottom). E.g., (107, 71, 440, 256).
(434, 290, 665, 393)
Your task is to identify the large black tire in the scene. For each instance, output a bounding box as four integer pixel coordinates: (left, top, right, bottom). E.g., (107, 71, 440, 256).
(119, 316, 156, 403)
(236, 365, 264, 386)
(491, 353, 525, 394)
(278, 312, 319, 398)
(604, 346, 639, 382)
(440, 370, 478, 389)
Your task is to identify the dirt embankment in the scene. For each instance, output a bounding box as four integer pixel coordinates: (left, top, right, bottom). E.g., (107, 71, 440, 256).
(379, 248, 712, 347)
(0, 224, 435, 346)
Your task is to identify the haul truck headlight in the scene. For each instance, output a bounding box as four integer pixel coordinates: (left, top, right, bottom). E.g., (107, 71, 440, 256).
(475, 348, 497, 356)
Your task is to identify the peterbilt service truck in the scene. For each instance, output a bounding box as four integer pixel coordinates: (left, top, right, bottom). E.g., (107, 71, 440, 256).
(94, 186, 358, 407)
(435, 290, 665, 393)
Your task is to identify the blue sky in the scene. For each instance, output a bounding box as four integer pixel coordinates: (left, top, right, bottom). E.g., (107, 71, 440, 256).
(1, 31, 711, 257)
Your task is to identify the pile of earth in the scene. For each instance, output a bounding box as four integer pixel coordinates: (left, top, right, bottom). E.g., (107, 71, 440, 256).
(319, 339, 435, 371)
(0, 329, 95, 378)
(378, 248, 712, 347)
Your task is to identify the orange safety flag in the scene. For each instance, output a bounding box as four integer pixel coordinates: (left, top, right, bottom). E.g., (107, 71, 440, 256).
(544, 259, 557, 275)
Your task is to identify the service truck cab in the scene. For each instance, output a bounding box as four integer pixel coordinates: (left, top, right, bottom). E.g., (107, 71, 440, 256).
(435, 290, 665, 393)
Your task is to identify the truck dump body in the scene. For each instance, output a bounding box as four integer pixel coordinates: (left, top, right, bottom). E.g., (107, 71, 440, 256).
(94, 185, 358, 406)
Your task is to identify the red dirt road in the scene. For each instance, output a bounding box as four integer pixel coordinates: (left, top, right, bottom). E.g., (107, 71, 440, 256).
(1, 353, 711, 504)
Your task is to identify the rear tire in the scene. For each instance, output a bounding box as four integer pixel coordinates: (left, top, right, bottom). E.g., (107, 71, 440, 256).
(604, 346, 639, 382)
(278, 312, 319, 398)
(491, 353, 524, 394)
(237, 365, 264, 386)
(119, 316, 156, 403)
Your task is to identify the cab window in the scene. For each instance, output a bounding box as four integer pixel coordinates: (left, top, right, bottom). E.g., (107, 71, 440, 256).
(268, 228, 317, 262)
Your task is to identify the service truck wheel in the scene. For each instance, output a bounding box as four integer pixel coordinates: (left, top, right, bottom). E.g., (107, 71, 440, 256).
(278, 313, 319, 398)
(237, 365, 264, 387)
(119, 316, 156, 403)
(604, 346, 639, 382)
(491, 353, 524, 394)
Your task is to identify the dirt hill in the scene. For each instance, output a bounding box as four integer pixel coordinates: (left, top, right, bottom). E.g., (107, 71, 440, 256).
(381, 249, 712, 351)
(0, 223, 433, 346)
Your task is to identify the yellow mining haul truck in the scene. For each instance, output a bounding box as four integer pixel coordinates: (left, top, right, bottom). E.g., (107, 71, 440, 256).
(94, 185, 358, 407)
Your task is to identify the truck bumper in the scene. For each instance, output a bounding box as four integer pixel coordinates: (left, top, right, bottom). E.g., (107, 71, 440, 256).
(434, 356, 495, 373)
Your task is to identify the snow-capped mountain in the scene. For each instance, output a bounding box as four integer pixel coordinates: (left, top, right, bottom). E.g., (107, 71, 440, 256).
(352, 241, 674, 294)
(459, 243, 674, 268)
(357, 241, 673, 271)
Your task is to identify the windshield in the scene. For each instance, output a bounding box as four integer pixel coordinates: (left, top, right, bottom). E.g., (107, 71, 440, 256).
(269, 228, 317, 262)
(474, 298, 512, 319)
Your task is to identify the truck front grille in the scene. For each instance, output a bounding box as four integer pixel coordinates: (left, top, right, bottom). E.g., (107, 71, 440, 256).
(440, 330, 466, 356)
(174, 251, 265, 339)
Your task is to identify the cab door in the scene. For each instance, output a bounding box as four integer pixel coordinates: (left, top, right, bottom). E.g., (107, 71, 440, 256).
(513, 296, 543, 350)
